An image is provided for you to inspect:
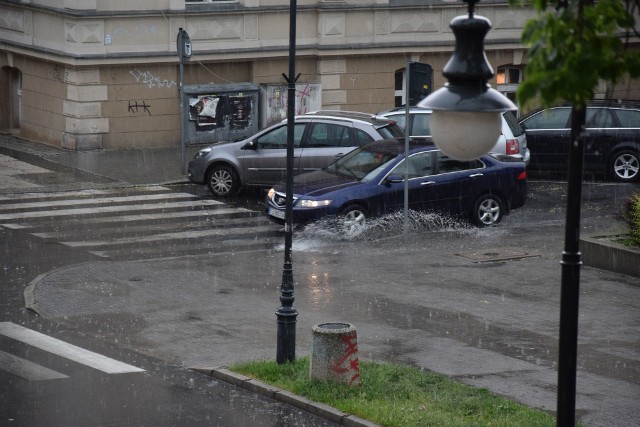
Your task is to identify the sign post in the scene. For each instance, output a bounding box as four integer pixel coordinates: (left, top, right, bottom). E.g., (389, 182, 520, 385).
(177, 28, 192, 174)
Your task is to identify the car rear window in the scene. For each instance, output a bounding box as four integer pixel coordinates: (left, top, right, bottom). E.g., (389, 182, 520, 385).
(502, 111, 525, 137)
(376, 122, 405, 138)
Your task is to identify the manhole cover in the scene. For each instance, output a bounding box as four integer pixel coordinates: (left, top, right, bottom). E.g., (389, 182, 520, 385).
(456, 248, 540, 263)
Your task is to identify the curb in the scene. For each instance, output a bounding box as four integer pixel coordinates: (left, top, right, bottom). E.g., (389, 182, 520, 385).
(190, 367, 380, 427)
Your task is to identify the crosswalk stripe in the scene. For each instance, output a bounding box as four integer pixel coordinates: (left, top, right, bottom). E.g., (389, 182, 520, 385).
(0, 199, 223, 221)
(0, 322, 144, 374)
(1, 207, 247, 231)
(0, 192, 196, 211)
(0, 350, 69, 380)
(0, 186, 170, 201)
(60, 225, 278, 247)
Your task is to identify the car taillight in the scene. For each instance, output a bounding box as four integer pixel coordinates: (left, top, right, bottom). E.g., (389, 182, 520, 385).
(517, 171, 527, 181)
(506, 139, 519, 155)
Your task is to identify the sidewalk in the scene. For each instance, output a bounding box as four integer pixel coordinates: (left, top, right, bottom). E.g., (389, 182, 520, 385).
(0, 133, 199, 193)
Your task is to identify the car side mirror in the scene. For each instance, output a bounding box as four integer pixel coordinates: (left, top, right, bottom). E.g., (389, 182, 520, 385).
(385, 174, 404, 184)
(242, 140, 256, 150)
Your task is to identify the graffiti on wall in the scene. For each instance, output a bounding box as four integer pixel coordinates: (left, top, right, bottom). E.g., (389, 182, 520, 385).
(189, 94, 252, 132)
(130, 69, 176, 89)
(261, 83, 321, 127)
(128, 100, 151, 115)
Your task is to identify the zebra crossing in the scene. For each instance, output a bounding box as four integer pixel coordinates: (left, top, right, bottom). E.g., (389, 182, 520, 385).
(0, 321, 143, 381)
(0, 185, 282, 259)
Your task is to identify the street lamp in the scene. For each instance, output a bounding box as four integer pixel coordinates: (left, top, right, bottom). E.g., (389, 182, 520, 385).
(276, 0, 299, 365)
(418, 0, 516, 160)
(422, 1, 586, 424)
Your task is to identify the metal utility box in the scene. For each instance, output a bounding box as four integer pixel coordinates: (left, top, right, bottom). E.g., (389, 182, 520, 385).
(183, 83, 259, 145)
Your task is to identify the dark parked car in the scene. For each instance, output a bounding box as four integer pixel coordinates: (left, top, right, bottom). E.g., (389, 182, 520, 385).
(188, 111, 404, 196)
(265, 138, 527, 234)
(519, 101, 640, 182)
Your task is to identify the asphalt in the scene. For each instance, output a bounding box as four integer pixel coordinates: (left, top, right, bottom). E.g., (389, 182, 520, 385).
(2, 133, 639, 426)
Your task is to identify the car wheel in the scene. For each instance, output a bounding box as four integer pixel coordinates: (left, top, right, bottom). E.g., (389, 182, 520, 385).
(610, 150, 640, 182)
(206, 165, 240, 197)
(339, 204, 368, 237)
(472, 194, 504, 226)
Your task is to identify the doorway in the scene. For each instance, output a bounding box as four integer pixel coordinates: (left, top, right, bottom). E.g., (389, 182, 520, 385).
(0, 66, 22, 131)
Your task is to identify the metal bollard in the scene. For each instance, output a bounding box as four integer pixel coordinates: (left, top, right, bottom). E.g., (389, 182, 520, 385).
(309, 322, 361, 386)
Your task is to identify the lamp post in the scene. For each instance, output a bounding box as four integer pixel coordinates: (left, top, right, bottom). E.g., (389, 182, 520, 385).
(276, 0, 299, 365)
(421, 1, 586, 424)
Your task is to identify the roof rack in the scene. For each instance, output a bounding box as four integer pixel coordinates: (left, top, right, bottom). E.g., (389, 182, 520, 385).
(303, 110, 384, 120)
(586, 99, 640, 109)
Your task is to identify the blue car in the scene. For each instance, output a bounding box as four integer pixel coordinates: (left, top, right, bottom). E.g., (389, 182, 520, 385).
(265, 138, 527, 233)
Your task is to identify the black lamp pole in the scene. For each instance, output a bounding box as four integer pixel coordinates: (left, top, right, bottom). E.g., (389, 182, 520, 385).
(556, 102, 587, 427)
(276, 0, 299, 365)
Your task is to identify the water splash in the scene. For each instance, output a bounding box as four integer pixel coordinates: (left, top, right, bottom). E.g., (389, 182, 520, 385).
(297, 210, 470, 242)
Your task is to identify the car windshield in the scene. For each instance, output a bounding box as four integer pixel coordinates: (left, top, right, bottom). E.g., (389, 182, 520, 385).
(326, 143, 399, 181)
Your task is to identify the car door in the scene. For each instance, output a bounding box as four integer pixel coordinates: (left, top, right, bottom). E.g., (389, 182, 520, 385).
(297, 121, 366, 174)
(520, 107, 571, 171)
(241, 122, 306, 185)
(425, 152, 484, 215)
(383, 151, 437, 214)
(583, 107, 617, 172)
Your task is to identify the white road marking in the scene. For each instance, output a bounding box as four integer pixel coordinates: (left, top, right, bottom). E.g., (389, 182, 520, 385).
(0, 350, 69, 380)
(0, 192, 196, 211)
(61, 225, 277, 247)
(0, 322, 144, 374)
(0, 200, 222, 221)
(0, 186, 170, 201)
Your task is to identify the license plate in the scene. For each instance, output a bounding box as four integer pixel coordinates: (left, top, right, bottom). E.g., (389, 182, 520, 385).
(268, 207, 285, 220)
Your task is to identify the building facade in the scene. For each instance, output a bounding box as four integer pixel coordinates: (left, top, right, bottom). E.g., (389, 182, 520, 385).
(0, 0, 638, 150)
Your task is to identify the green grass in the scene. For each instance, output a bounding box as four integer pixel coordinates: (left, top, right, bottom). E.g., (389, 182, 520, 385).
(231, 357, 556, 427)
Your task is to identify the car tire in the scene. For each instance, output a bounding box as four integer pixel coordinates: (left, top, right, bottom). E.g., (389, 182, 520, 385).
(206, 164, 240, 197)
(339, 204, 368, 237)
(472, 194, 504, 226)
(610, 150, 640, 182)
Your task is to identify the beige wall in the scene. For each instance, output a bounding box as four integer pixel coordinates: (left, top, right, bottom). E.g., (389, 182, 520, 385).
(1, 0, 639, 150)
(12, 56, 67, 145)
(102, 65, 180, 149)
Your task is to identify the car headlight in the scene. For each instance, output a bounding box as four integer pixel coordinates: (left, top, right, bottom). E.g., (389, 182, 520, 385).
(297, 199, 332, 208)
(193, 147, 212, 159)
(267, 188, 276, 200)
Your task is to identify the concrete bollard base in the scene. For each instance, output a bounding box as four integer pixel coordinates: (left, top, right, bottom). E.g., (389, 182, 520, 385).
(310, 322, 361, 386)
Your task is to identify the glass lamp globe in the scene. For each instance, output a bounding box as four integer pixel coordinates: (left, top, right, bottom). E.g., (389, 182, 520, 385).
(430, 109, 501, 161)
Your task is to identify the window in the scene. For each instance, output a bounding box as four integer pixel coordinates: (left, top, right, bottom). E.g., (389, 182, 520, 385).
(410, 114, 431, 136)
(436, 152, 482, 173)
(307, 123, 352, 148)
(522, 108, 571, 130)
(256, 124, 304, 149)
(496, 65, 524, 85)
(391, 152, 433, 179)
(613, 109, 640, 128)
(586, 108, 615, 128)
(353, 128, 375, 146)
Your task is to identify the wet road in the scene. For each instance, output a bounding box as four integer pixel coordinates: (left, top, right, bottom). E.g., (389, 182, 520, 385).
(1, 136, 638, 426)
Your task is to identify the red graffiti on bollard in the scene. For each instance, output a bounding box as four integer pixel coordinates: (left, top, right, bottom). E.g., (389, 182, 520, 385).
(331, 334, 360, 386)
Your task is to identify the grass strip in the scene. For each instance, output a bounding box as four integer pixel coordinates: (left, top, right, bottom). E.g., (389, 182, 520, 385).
(231, 357, 557, 426)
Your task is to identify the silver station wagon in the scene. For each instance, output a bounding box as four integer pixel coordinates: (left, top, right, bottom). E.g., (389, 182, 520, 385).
(188, 111, 404, 196)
